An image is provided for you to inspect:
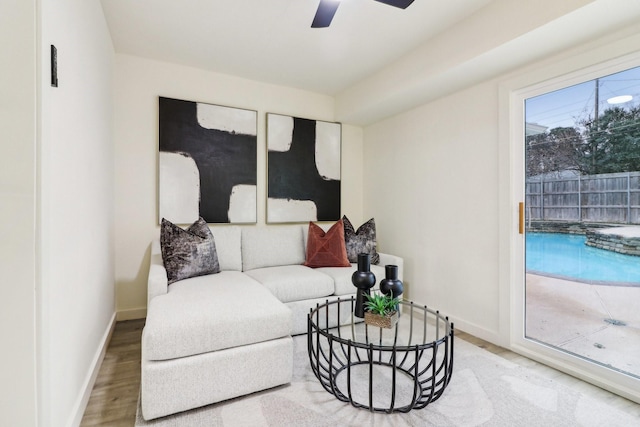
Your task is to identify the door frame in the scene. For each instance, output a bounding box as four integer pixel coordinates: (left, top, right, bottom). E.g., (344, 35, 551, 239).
(498, 48, 640, 404)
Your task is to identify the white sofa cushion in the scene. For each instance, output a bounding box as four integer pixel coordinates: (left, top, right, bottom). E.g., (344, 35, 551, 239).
(317, 263, 385, 296)
(244, 265, 334, 303)
(143, 271, 291, 361)
(148, 241, 169, 304)
(286, 295, 360, 335)
(141, 336, 293, 420)
(209, 226, 242, 271)
(241, 225, 305, 271)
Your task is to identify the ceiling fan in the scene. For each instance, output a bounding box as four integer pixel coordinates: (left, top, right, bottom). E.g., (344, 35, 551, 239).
(311, 0, 415, 28)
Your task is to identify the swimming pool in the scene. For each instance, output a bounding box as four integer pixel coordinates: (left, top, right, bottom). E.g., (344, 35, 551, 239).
(526, 232, 640, 285)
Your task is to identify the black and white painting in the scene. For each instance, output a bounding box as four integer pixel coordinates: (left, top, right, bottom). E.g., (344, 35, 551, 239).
(159, 97, 257, 224)
(267, 113, 341, 223)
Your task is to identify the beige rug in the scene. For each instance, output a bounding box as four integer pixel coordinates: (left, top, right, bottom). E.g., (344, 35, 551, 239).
(136, 335, 639, 426)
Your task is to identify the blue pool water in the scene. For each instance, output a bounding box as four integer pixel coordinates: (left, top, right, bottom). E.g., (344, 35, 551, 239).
(526, 232, 640, 285)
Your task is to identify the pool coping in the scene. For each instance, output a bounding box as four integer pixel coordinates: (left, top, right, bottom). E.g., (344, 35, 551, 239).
(527, 269, 640, 288)
(586, 226, 640, 257)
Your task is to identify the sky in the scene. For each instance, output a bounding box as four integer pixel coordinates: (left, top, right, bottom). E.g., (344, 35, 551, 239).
(525, 65, 640, 130)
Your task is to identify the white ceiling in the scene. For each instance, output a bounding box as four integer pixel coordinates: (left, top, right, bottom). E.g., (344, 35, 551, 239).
(100, 0, 493, 95)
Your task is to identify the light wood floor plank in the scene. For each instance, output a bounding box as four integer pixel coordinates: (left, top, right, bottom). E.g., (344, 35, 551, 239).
(80, 319, 144, 426)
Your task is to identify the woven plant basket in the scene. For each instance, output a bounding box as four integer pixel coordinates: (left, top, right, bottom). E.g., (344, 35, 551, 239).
(364, 311, 398, 329)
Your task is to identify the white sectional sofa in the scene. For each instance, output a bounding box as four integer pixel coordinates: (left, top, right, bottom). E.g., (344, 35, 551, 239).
(141, 224, 403, 420)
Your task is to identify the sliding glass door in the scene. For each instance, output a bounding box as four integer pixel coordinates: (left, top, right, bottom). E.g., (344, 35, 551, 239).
(523, 65, 640, 379)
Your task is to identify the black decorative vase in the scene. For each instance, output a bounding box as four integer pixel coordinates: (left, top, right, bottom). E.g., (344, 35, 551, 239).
(352, 253, 376, 318)
(380, 264, 403, 300)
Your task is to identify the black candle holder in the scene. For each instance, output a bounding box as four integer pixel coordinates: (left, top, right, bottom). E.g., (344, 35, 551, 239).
(351, 253, 376, 318)
(380, 264, 403, 310)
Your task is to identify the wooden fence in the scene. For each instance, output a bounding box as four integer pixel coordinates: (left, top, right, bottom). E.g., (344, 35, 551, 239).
(525, 171, 640, 224)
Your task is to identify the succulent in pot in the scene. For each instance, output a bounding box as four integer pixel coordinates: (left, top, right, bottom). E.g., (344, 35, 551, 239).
(363, 292, 400, 329)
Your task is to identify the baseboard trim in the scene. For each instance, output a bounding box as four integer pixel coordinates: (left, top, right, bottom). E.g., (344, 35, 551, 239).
(404, 307, 504, 347)
(449, 317, 504, 347)
(68, 312, 116, 427)
(116, 307, 147, 321)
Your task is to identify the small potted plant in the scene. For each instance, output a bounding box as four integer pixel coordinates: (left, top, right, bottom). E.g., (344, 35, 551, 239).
(363, 292, 400, 329)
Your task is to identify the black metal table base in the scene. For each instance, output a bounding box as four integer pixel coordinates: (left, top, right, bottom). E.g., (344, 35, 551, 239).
(308, 298, 454, 413)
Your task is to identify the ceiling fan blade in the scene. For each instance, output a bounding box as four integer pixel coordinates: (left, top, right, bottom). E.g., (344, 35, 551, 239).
(311, 0, 341, 28)
(374, 0, 415, 9)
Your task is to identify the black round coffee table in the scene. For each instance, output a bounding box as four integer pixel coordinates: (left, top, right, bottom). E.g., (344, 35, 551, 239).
(307, 297, 454, 413)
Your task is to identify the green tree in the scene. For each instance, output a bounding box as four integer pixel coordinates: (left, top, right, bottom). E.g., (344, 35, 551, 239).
(577, 106, 640, 174)
(525, 126, 583, 177)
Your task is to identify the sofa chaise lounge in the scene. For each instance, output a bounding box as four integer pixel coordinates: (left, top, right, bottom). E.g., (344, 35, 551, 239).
(141, 223, 403, 420)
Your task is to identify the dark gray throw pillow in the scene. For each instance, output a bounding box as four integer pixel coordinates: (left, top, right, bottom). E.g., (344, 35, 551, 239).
(160, 217, 220, 284)
(343, 215, 379, 265)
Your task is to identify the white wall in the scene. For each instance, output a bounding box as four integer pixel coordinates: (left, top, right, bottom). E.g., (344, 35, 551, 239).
(362, 23, 640, 346)
(364, 82, 501, 339)
(113, 55, 364, 318)
(0, 0, 38, 425)
(39, 1, 115, 426)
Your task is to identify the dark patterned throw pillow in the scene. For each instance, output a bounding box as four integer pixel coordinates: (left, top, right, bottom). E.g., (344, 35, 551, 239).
(160, 217, 220, 284)
(343, 215, 379, 264)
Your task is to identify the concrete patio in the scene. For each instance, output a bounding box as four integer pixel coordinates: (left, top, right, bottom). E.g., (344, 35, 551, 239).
(526, 273, 640, 378)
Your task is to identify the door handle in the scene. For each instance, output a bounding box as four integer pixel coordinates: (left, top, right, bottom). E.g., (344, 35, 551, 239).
(519, 202, 524, 234)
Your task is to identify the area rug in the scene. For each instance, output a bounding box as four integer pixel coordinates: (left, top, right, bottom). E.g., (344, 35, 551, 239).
(135, 335, 638, 427)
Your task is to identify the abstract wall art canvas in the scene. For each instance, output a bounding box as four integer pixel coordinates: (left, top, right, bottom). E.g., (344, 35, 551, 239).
(267, 113, 341, 223)
(159, 97, 257, 224)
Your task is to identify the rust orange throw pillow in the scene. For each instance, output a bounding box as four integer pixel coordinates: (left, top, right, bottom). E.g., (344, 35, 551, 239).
(304, 220, 351, 268)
